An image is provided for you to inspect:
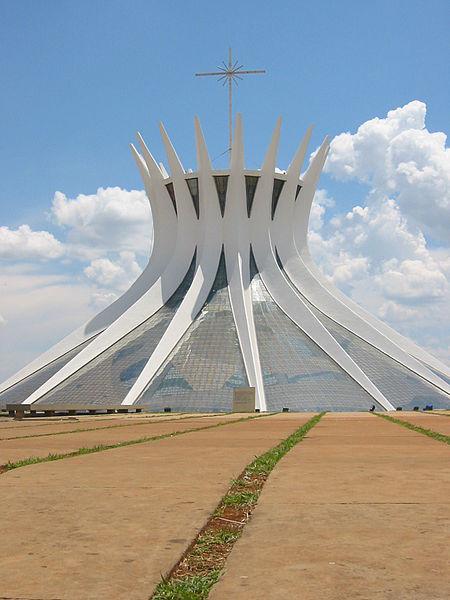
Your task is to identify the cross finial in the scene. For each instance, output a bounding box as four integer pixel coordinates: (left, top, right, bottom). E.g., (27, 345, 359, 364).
(195, 48, 266, 152)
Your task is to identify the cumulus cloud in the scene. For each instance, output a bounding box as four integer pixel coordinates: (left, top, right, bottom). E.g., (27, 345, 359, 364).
(310, 197, 449, 301)
(309, 101, 450, 365)
(0, 225, 64, 260)
(309, 196, 450, 362)
(1, 102, 449, 379)
(325, 100, 450, 243)
(51, 187, 152, 257)
(0, 187, 151, 379)
(84, 251, 142, 291)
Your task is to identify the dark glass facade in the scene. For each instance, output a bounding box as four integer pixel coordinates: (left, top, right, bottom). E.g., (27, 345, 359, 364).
(32, 254, 197, 407)
(250, 254, 377, 411)
(186, 178, 199, 218)
(307, 303, 450, 410)
(138, 252, 248, 411)
(0, 337, 96, 408)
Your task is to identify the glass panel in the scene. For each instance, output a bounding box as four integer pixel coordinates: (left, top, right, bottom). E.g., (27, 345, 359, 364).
(245, 175, 259, 217)
(0, 337, 97, 407)
(33, 254, 197, 407)
(165, 182, 177, 215)
(186, 178, 199, 218)
(419, 363, 450, 386)
(271, 178, 285, 219)
(138, 252, 248, 412)
(213, 175, 229, 217)
(250, 253, 376, 412)
(305, 302, 450, 410)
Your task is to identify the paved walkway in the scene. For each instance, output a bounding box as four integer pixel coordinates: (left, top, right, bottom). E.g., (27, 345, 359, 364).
(0, 412, 159, 428)
(210, 413, 450, 600)
(0, 414, 312, 600)
(0, 413, 202, 438)
(390, 411, 450, 436)
(0, 414, 240, 463)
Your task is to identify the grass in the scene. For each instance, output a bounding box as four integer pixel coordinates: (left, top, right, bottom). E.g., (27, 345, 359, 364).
(221, 490, 259, 507)
(192, 530, 240, 553)
(153, 571, 220, 600)
(1, 413, 270, 473)
(152, 412, 325, 599)
(0, 413, 221, 441)
(375, 413, 450, 445)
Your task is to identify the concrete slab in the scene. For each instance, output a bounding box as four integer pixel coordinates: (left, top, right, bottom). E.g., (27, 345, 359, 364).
(210, 413, 450, 600)
(0, 414, 312, 600)
(390, 411, 450, 436)
(0, 412, 195, 433)
(0, 414, 152, 432)
(0, 413, 213, 440)
(0, 414, 246, 464)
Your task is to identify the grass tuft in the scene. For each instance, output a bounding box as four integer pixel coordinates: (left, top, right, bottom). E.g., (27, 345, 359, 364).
(374, 413, 450, 445)
(192, 531, 239, 556)
(221, 491, 259, 507)
(153, 571, 220, 600)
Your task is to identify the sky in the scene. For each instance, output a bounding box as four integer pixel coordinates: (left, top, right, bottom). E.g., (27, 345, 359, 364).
(0, 0, 449, 381)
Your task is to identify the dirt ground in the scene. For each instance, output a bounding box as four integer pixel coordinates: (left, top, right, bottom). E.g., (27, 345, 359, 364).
(210, 413, 450, 600)
(0, 413, 310, 600)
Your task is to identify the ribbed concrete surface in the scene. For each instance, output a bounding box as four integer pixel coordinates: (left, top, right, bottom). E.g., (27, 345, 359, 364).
(0, 414, 312, 600)
(210, 413, 450, 600)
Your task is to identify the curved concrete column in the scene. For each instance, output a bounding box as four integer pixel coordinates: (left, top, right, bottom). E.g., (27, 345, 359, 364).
(224, 114, 266, 411)
(121, 117, 223, 405)
(279, 138, 450, 390)
(251, 120, 394, 411)
(2, 115, 448, 412)
(0, 135, 178, 397)
(21, 137, 197, 406)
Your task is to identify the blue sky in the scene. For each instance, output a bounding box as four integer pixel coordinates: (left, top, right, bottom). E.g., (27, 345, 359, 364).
(1, 0, 449, 380)
(1, 0, 449, 225)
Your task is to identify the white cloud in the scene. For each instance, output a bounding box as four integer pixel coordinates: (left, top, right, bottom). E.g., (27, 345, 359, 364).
(84, 251, 142, 291)
(308, 188, 334, 231)
(325, 100, 450, 243)
(375, 258, 447, 302)
(1, 102, 449, 380)
(0, 265, 94, 381)
(51, 187, 152, 258)
(0, 225, 64, 260)
(309, 196, 449, 306)
(310, 101, 450, 366)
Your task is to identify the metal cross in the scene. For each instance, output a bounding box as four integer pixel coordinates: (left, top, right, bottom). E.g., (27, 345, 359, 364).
(195, 48, 266, 151)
